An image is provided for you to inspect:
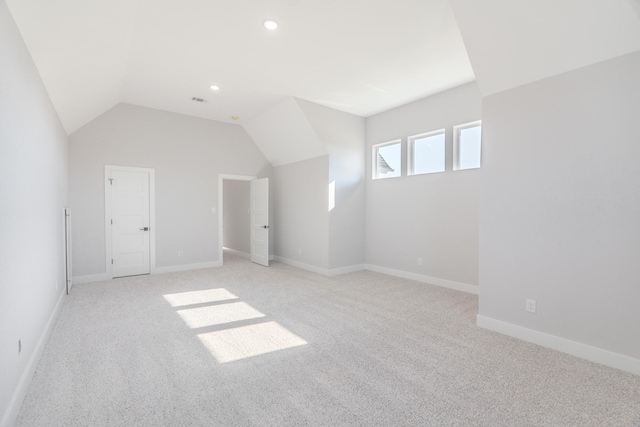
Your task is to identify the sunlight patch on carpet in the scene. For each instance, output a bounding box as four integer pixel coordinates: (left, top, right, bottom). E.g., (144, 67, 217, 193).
(163, 288, 238, 307)
(177, 301, 264, 329)
(198, 321, 308, 363)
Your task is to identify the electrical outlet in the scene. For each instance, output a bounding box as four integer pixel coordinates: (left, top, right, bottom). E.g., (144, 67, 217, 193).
(418, 258, 423, 266)
(178, 250, 183, 257)
(298, 249, 302, 255)
(525, 299, 537, 313)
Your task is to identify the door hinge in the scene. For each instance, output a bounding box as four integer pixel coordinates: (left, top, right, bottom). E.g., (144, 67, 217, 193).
(110, 219, 113, 225)
(111, 259, 113, 265)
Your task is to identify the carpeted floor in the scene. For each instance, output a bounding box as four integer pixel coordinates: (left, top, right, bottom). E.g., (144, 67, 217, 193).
(16, 252, 640, 426)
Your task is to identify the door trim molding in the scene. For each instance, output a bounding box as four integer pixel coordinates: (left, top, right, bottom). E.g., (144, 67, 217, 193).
(105, 165, 156, 279)
(218, 174, 256, 266)
(63, 206, 72, 294)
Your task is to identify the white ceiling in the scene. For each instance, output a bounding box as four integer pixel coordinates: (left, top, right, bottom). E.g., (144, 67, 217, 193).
(243, 98, 327, 167)
(450, 0, 640, 96)
(6, 0, 476, 134)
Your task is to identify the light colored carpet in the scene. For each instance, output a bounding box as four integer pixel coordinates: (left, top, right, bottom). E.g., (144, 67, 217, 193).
(17, 252, 640, 426)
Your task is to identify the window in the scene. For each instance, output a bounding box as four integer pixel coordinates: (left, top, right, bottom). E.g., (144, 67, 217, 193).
(408, 130, 445, 175)
(372, 140, 401, 179)
(454, 121, 482, 170)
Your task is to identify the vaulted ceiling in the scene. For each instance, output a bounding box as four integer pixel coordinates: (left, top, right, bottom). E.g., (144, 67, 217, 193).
(5, 0, 475, 134)
(6, 0, 640, 138)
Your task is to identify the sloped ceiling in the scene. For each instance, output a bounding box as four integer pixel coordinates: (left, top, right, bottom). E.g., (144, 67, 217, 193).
(243, 98, 326, 167)
(5, 0, 138, 134)
(5, 0, 475, 135)
(450, 0, 640, 96)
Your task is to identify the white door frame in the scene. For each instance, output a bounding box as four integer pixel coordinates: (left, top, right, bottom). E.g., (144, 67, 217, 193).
(63, 206, 72, 294)
(105, 165, 157, 279)
(218, 174, 255, 265)
(250, 178, 270, 267)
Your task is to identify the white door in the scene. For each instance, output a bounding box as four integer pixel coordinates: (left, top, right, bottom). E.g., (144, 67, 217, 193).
(110, 170, 151, 277)
(250, 178, 269, 267)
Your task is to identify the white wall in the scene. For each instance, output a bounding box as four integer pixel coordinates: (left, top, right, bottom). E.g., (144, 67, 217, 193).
(69, 103, 271, 277)
(479, 51, 640, 362)
(0, 2, 69, 425)
(223, 180, 250, 255)
(296, 99, 366, 270)
(365, 83, 482, 287)
(273, 156, 330, 269)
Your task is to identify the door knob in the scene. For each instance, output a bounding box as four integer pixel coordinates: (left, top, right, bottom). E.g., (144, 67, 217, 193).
(262, 225, 270, 229)
(139, 227, 149, 231)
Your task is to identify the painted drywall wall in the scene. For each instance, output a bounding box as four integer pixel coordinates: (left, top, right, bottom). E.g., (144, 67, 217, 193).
(296, 99, 366, 270)
(69, 103, 271, 277)
(480, 51, 640, 360)
(0, 2, 69, 424)
(273, 156, 330, 269)
(223, 180, 250, 255)
(365, 83, 481, 287)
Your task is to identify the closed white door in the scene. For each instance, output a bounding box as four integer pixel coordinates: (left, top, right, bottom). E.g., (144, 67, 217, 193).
(110, 170, 150, 277)
(250, 178, 269, 267)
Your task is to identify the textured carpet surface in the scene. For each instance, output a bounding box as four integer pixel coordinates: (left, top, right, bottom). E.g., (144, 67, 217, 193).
(16, 252, 640, 426)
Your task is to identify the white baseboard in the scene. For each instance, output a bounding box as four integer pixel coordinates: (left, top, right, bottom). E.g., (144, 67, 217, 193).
(72, 273, 109, 285)
(74, 260, 476, 299)
(73, 261, 223, 284)
(274, 256, 330, 276)
(272, 258, 477, 296)
(327, 264, 366, 277)
(222, 247, 250, 260)
(477, 315, 640, 377)
(273, 256, 365, 277)
(364, 264, 478, 295)
(1, 291, 65, 427)
(154, 260, 222, 274)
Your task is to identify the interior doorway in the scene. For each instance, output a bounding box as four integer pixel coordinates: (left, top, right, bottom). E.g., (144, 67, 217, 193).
(222, 179, 251, 259)
(218, 174, 270, 266)
(105, 165, 156, 279)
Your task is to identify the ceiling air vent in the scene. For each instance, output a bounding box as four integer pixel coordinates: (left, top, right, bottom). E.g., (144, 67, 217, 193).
(191, 97, 207, 103)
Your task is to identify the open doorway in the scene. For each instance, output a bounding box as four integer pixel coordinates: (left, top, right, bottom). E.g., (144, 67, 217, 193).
(222, 179, 251, 260)
(218, 174, 256, 265)
(218, 174, 271, 267)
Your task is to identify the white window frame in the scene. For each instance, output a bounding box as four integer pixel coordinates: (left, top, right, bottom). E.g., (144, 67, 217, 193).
(453, 120, 482, 171)
(372, 139, 402, 180)
(408, 129, 446, 176)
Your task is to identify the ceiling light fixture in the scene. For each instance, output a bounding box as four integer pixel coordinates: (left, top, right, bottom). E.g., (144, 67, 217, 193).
(263, 20, 278, 30)
(209, 85, 220, 91)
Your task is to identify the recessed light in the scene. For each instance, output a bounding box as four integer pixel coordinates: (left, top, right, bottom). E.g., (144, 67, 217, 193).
(231, 116, 240, 121)
(263, 20, 278, 30)
(209, 85, 220, 91)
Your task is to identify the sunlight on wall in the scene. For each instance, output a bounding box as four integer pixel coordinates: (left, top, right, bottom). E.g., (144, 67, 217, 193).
(163, 288, 238, 307)
(177, 301, 265, 329)
(328, 181, 336, 212)
(198, 321, 307, 363)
